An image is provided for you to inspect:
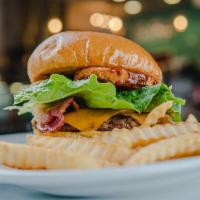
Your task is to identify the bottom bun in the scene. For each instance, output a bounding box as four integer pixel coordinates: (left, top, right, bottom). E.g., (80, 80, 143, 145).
(33, 128, 106, 138)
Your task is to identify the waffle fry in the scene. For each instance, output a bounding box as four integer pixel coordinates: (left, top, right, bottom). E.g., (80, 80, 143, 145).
(130, 122, 200, 147)
(90, 122, 200, 148)
(144, 101, 173, 126)
(0, 141, 107, 169)
(34, 127, 133, 147)
(126, 134, 200, 166)
(186, 114, 198, 123)
(27, 135, 133, 164)
(35, 122, 200, 149)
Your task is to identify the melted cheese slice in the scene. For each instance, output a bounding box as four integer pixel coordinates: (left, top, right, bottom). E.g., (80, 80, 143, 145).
(64, 109, 147, 132)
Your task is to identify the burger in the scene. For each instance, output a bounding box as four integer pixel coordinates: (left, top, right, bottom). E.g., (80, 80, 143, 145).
(7, 31, 185, 136)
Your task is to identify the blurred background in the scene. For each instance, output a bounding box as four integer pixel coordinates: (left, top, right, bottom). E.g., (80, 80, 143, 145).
(0, 0, 200, 134)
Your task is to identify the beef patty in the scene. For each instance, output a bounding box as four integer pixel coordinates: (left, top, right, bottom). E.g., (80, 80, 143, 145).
(98, 115, 139, 131)
(60, 114, 139, 132)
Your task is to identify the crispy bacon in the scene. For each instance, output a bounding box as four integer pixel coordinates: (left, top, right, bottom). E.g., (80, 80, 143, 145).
(53, 97, 75, 113)
(72, 100, 80, 110)
(38, 110, 64, 132)
(36, 98, 79, 132)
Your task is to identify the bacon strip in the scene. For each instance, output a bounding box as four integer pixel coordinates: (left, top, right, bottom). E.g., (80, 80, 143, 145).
(72, 100, 80, 111)
(37, 98, 79, 132)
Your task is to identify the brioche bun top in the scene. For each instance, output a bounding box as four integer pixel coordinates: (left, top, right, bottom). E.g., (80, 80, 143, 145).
(28, 31, 162, 83)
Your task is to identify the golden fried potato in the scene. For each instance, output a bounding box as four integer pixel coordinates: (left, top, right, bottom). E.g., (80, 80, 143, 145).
(126, 133, 200, 166)
(90, 122, 200, 148)
(34, 122, 200, 149)
(34, 121, 200, 149)
(27, 135, 133, 164)
(186, 114, 198, 123)
(0, 141, 108, 169)
(130, 122, 200, 147)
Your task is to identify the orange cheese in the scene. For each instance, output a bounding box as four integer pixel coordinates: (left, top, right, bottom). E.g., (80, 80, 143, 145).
(64, 109, 147, 131)
(122, 110, 147, 125)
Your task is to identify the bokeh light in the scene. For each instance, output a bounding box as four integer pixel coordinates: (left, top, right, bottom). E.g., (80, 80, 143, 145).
(112, 0, 126, 2)
(47, 18, 63, 33)
(108, 17, 123, 32)
(173, 15, 188, 32)
(191, 0, 200, 8)
(90, 13, 104, 27)
(163, 0, 182, 5)
(9, 82, 24, 95)
(124, 1, 142, 15)
(90, 13, 123, 32)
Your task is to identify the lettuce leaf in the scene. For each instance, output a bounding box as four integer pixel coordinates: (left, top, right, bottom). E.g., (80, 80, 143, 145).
(11, 74, 185, 121)
(117, 84, 185, 121)
(14, 74, 134, 109)
(117, 84, 161, 112)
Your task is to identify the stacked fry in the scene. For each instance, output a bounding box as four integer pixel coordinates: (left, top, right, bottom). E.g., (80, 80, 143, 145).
(0, 113, 199, 170)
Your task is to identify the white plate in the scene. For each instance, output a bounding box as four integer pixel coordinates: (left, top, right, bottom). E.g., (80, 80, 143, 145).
(1, 133, 200, 200)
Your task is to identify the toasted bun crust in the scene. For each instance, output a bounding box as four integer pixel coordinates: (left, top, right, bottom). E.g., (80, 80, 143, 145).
(33, 128, 101, 138)
(28, 31, 162, 83)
